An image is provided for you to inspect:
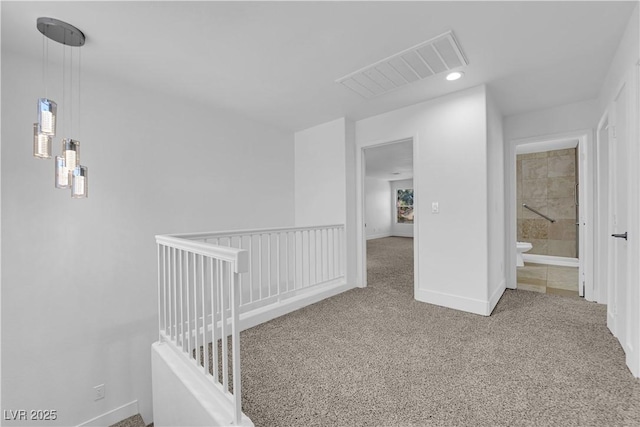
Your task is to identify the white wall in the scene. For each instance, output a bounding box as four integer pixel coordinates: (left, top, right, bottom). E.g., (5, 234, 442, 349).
(365, 178, 392, 239)
(486, 92, 505, 311)
(294, 118, 346, 227)
(356, 86, 492, 315)
(503, 98, 600, 141)
(390, 179, 414, 238)
(1, 51, 294, 426)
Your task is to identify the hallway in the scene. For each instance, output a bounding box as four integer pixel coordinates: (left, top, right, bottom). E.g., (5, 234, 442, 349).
(238, 237, 640, 426)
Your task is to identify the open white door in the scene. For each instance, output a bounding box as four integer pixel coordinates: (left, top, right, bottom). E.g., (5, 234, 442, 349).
(608, 82, 630, 352)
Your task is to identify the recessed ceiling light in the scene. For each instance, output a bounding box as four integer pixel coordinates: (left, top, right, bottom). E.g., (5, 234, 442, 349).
(446, 71, 464, 81)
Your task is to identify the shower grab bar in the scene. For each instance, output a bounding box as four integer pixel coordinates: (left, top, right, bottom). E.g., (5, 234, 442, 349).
(522, 204, 556, 223)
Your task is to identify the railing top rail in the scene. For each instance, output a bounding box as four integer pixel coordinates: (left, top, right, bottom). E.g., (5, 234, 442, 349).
(155, 235, 249, 273)
(167, 224, 345, 241)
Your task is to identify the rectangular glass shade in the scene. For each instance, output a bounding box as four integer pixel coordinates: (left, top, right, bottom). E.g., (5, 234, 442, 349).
(37, 98, 57, 135)
(71, 165, 88, 199)
(62, 139, 80, 171)
(33, 123, 52, 159)
(55, 156, 70, 189)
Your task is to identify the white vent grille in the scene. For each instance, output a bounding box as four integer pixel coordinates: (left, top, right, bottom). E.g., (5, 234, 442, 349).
(336, 31, 468, 98)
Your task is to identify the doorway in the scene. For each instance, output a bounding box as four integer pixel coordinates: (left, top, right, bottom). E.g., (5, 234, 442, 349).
(359, 138, 415, 292)
(507, 131, 593, 300)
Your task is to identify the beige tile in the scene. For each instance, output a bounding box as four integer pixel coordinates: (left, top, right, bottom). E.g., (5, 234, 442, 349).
(549, 219, 577, 241)
(548, 148, 576, 157)
(547, 266, 579, 291)
(517, 263, 548, 281)
(518, 282, 546, 293)
(517, 178, 523, 200)
(548, 155, 576, 178)
(523, 158, 548, 179)
(523, 179, 548, 199)
(529, 239, 548, 255)
(546, 287, 579, 297)
(517, 220, 524, 240)
(522, 199, 547, 219)
(548, 197, 576, 220)
(517, 159, 523, 180)
(522, 219, 548, 239)
(548, 239, 576, 257)
(520, 152, 549, 160)
(548, 176, 576, 199)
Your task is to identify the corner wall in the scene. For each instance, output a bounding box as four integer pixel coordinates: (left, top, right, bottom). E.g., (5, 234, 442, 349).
(356, 86, 492, 315)
(486, 92, 505, 312)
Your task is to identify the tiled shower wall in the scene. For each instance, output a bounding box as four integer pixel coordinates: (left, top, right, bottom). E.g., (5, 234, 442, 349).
(516, 148, 578, 257)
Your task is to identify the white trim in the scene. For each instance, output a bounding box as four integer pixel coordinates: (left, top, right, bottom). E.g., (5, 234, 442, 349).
(77, 401, 139, 427)
(522, 254, 579, 268)
(415, 288, 492, 316)
(366, 232, 392, 240)
(238, 280, 355, 331)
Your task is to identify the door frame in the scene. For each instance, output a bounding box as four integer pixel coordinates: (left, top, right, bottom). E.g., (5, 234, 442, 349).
(505, 130, 594, 300)
(355, 136, 417, 291)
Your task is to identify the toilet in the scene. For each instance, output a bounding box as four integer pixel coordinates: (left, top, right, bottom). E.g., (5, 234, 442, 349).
(516, 241, 533, 267)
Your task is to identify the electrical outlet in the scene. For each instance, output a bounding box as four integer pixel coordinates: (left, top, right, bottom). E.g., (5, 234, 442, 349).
(94, 384, 105, 401)
(431, 202, 439, 214)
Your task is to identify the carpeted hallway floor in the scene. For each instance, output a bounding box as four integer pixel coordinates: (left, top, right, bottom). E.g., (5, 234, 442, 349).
(239, 236, 640, 426)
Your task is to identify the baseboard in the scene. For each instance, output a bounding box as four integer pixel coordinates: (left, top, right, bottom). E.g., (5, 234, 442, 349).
(487, 279, 506, 315)
(366, 232, 392, 240)
(77, 400, 139, 427)
(415, 288, 491, 316)
(239, 280, 356, 331)
(391, 232, 413, 238)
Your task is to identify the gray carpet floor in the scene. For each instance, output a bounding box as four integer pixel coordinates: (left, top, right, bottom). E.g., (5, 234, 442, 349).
(239, 236, 640, 426)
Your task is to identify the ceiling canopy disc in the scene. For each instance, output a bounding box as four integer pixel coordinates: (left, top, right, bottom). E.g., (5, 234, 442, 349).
(37, 17, 85, 47)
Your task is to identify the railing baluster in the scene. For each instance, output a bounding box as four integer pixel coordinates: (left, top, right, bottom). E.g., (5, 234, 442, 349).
(238, 237, 244, 306)
(211, 257, 219, 383)
(307, 230, 311, 287)
(173, 248, 177, 342)
(180, 250, 185, 351)
(248, 235, 253, 304)
(157, 244, 162, 341)
(276, 233, 281, 301)
(200, 254, 207, 375)
(294, 231, 298, 289)
(267, 233, 271, 297)
(231, 267, 242, 424)
(186, 252, 191, 358)
(258, 234, 263, 302)
(220, 260, 229, 392)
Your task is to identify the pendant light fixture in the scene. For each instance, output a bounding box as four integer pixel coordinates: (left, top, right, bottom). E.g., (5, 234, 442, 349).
(35, 17, 89, 198)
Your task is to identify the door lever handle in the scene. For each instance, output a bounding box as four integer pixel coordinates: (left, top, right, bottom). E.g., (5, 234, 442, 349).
(611, 232, 628, 240)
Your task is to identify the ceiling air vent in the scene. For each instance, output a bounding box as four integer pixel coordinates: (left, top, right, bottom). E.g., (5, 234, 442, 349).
(336, 30, 468, 98)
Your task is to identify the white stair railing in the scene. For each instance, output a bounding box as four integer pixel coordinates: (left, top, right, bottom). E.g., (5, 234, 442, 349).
(155, 224, 345, 425)
(172, 225, 345, 313)
(156, 235, 248, 425)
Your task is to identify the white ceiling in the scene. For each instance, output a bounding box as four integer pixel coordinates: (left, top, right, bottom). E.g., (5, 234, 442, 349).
(365, 139, 413, 181)
(2, 1, 636, 133)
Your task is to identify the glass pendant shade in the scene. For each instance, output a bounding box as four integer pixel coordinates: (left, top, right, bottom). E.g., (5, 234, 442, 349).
(62, 139, 80, 170)
(55, 156, 70, 189)
(33, 123, 52, 158)
(71, 165, 88, 198)
(37, 98, 57, 135)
